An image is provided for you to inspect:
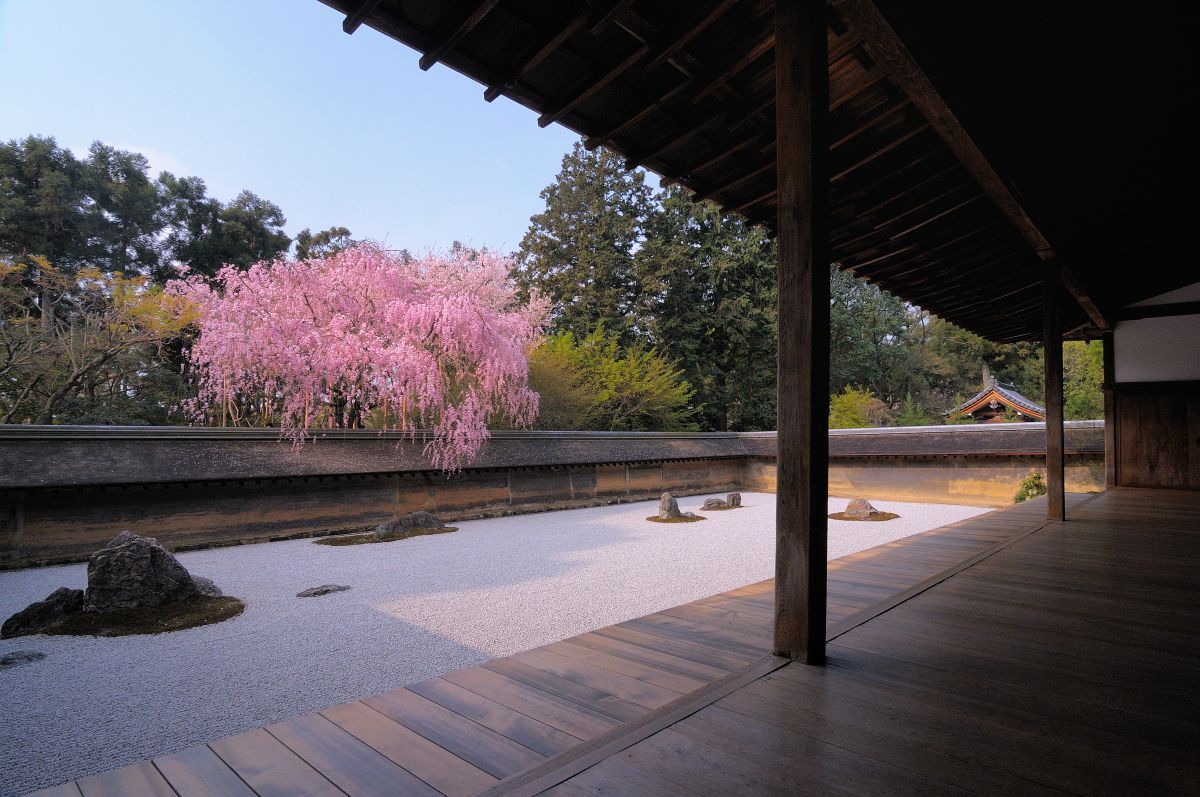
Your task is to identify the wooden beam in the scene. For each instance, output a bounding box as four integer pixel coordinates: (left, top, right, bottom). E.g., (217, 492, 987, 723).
(774, 0, 829, 665)
(418, 1, 500, 71)
(539, 45, 649, 128)
(1115, 300, 1200, 321)
(1102, 331, 1117, 488)
(836, 0, 1110, 331)
(1044, 261, 1066, 520)
(645, 0, 741, 71)
(341, 0, 382, 34)
(483, 12, 588, 102)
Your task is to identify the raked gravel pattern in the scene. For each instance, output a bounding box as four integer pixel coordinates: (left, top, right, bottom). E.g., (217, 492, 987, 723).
(0, 493, 988, 796)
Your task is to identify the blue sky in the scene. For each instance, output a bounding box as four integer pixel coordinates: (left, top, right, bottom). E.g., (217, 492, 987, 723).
(0, 0, 580, 253)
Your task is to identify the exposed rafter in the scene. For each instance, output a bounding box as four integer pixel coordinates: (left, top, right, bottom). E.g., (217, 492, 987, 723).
(419, 0, 501, 71)
(836, 0, 1110, 330)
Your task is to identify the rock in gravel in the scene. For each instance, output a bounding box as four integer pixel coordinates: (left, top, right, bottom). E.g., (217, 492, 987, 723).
(658, 492, 682, 519)
(702, 498, 731, 511)
(727, 493, 742, 508)
(374, 511, 446, 538)
(84, 532, 200, 612)
(844, 498, 881, 519)
(297, 584, 351, 598)
(0, 650, 47, 669)
(191, 576, 223, 598)
(2, 587, 84, 638)
(683, 511, 700, 519)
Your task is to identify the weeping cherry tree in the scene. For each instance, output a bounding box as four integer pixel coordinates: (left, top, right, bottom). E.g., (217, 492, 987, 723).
(173, 243, 548, 470)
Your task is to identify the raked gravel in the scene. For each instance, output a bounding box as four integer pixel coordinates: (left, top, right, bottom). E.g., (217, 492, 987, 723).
(0, 493, 988, 796)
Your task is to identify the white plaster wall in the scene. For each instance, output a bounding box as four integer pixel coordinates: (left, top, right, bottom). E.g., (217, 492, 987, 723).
(1115, 314, 1200, 382)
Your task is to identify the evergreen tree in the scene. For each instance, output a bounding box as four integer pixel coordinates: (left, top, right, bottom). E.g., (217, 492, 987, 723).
(515, 142, 652, 347)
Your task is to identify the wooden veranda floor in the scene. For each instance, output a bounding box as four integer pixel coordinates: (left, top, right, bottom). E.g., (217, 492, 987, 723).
(31, 489, 1198, 796)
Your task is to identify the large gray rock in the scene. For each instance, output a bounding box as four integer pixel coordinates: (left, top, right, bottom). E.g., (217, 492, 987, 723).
(702, 498, 731, 511)
(844, 498, 880, 519)
(84, 532, 199, 612)
(374, 511, 447, 538)
(658, 492, 682, 519)
(2, 587, 83, 638)
(727, 493, 742, 508)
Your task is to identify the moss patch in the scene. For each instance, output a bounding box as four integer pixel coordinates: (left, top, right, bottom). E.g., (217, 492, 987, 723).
(43, 597, 245, 638)
(313, 526, 458, 546)
(645, 515, 707, 523)
(827, 512, 900, 521)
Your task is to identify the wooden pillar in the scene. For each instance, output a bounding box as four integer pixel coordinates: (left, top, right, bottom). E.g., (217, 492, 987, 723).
(1044, 262, 1065, 520)
(773, 0, 829, 664)
(1102, 331, 1117, 487)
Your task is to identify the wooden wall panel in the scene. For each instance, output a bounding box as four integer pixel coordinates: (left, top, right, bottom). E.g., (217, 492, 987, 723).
(1114, 382, 1200, 488)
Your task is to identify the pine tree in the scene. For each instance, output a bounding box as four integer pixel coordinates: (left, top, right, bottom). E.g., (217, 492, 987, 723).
(515, 142, 652, 347)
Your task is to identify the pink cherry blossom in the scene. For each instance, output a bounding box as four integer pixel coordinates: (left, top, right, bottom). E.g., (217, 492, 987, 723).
(172, 243, 548, 470)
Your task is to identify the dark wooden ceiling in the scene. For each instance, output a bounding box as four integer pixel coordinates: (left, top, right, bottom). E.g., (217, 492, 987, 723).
(316, 0, 1200, 342)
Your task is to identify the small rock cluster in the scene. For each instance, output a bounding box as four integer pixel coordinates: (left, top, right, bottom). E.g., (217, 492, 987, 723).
(658, 493, 701, 520)
(297, 584, 351, 598)
(701, 492, 743, 511)
(374, 510, 447, 539)
(1, 532, 223, 639)
(844, 497, 881, 518)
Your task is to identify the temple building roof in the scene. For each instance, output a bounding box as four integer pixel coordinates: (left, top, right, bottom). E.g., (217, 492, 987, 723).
(949, 376, 1045, 422)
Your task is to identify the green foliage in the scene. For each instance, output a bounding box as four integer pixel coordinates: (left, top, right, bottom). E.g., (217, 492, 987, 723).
(294, 226, 355, 261)
(893, 394, 935, 427)
(636, 189, 778, 431)
(829, 386, 888, 429)
(526, 330, 697, 431)
(1063, 340, 1105, 420)
(1014, 470, 1048, 503)
(515, 141, 652, 348)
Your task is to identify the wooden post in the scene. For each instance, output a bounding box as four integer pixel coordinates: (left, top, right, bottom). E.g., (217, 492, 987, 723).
(773, 0, 829, 664)
(1044, 262, 1065, 520)
(1102, 331, 1117, 488)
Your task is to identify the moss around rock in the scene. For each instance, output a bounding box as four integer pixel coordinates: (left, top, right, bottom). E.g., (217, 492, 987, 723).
(314, 526, 458, 546)
(645, 514, 706, 523)
(40, 596, 245, 637)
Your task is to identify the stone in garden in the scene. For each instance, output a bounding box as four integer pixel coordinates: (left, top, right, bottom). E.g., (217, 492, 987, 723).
(844, 498, 880, 519)
(0, 650, 47, 669)
(658, 492, 682, 519)
(375, 510, 447, 538)
(702, 498, 731, 511)
(84, 531, 200, 612)
(727, 492, 742, 507)
(297, 584, 351, 597)
(1, 587, 84, 638)
(683, 511, 700, 519)
(191, 576, 223, 598)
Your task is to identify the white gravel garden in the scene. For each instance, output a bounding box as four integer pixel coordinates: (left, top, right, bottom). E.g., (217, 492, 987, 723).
(0, 492, 989, 796)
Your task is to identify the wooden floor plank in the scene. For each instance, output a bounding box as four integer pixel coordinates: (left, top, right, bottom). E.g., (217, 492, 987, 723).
(408, 676, 583, 755)
(539, 640, 709, 694)
(154, 745, 257, 797)
(364, 688, 545, 779)
(482, 658, 650, 723)
(25, 785, 83, 797)
(321, 701, 497, 797)
(265, 712, 441, 797)
(75, 762, 177, 797)
(446, 664, 626, 735)
(208, 728, 345, 797)
(511, 648, 683, 709)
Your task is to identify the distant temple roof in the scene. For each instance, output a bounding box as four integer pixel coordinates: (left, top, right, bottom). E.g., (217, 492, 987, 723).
(949, 377, 1046, 420)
